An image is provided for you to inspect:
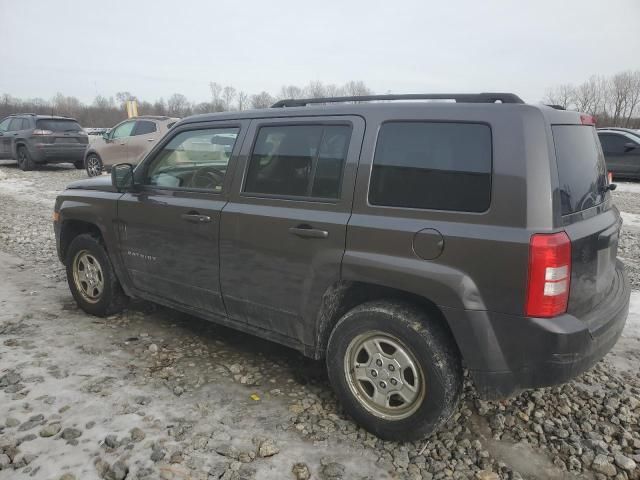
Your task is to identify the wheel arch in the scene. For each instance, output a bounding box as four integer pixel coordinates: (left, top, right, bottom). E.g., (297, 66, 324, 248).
(59, 219, 104, 262)
(312, 280, 461, 361)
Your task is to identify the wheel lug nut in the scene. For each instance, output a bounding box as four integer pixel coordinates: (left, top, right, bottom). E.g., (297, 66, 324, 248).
(371, 370, 377, 377)
(390, 378, 398, 386)
(379, 381, 387, 389)
(388, 364, 395, 371)
(376, 359, 382, 367)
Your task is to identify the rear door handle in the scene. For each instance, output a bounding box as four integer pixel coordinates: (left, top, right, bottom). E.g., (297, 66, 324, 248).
(181, 213, 211, 223)
(147, 138, 155, 142)
(288, 225, 329, 239)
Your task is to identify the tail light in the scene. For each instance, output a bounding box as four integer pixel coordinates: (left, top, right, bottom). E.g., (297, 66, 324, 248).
(580, 114, 596, 125)
(525, 232, 571, 318)
(32, 129, 53, 135)
(608, 171, 613, 183)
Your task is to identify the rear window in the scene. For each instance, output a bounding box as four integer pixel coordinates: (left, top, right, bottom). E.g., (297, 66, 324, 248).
(369, 122, 492, 212)
(36, 119, 82, 132)
(552, 125, 607, 215)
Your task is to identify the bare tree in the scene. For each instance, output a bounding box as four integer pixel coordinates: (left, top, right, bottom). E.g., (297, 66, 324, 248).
(237, 91, 248, 111)
(222, 86, 237, 111)
(250, 91, 274, 109)
(167, 93, 191, 117)
(623, 71, 640, 127)
(344, 80, 372, 97)
(608, 72, 633, 126)
(305, 81, 327, 98)
(325, 84, 345, 98)
(543, 84, 575, 109)
(209, 82, 225, 112)
(279, 85, 304, 99)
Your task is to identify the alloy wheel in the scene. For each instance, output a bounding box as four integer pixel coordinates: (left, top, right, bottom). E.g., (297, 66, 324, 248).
(344, 331, 426, 420)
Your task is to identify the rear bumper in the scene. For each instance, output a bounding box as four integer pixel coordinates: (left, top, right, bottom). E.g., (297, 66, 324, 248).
(444, 261, 630, 399)
(29, 144, 87, 163)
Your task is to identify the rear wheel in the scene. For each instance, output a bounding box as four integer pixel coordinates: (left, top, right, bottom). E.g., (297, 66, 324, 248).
(85, 154, 103, 177)
(17, 147, 35, 171)
(326, 300, 462, 441)
(65, 233, 128, 316)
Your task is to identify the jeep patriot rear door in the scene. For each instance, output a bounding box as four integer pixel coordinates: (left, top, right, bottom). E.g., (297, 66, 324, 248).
(116, 121, 247, 316)
(220, 116, 364, 345)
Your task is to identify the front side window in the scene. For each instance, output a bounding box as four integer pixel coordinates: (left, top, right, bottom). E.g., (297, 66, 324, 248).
(599, 133, 636, 154)
(134, 120, 157, 136)
(244, 124, 351, 199)
(369, 122, 492, 212)
(144, 127, 239, 192)
(112, 121, 136, 139)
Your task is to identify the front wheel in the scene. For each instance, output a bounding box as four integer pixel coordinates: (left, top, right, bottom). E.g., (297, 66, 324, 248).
(85, 154, 103, 177)
(65, 233, 128, 316)
(326, 300, 462, 441)
(17, 147, 35, 171)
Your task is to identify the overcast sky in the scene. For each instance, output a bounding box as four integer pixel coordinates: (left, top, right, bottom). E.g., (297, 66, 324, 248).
(1, 0, 639, 104)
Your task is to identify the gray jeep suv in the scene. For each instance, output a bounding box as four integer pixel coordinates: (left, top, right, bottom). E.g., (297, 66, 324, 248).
(0, 114, 88, 170)
(53, 93, 630, 440)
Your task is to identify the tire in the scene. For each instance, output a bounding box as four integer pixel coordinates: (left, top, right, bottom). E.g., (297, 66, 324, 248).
(85, 154, 103, 177)
(326, 300, 462, 441)
(74, 160, 84, 169)
(17, 146, 35, 171)
(65, 233, 128, 317)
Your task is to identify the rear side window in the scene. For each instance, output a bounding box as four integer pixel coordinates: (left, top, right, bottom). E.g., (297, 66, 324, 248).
(36, 119, 82, 132)
(244, 124, 352, 199)
(369, 122, 492, 212)
(553, 125, 607, 215)
(134, 120, 157, 136)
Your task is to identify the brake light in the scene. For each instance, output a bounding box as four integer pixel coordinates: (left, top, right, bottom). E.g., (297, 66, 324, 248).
(580, 114, 596, 126)
(32, 129, 53, 135)
(525, 232, 571, 318)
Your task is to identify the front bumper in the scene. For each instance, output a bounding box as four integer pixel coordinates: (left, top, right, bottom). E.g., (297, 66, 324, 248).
(444, 261, 630, 399)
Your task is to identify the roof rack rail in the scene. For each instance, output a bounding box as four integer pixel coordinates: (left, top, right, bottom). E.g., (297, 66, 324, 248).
(271, 92, 525, 108)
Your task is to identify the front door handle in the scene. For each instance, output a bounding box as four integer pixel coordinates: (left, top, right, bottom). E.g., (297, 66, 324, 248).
(288, 224, 329, 239)
(181, 213, 211, 223)
(147, 138, 155, 142)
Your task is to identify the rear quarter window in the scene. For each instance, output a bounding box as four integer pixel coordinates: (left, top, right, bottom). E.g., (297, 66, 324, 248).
(369, 122, 492, 212)
(552, 125, 607, 215)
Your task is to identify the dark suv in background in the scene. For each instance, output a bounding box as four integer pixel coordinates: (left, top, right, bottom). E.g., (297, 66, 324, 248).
(0, 114, 88, 171)
(53, 93, 630, 440)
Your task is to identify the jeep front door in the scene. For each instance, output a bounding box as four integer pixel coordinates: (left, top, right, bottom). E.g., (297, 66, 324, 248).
(220, 117, 364, 345)
(116, 123, 245, 316)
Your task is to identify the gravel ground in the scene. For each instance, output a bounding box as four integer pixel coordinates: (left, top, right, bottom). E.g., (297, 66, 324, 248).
(0, 160, 639, 480)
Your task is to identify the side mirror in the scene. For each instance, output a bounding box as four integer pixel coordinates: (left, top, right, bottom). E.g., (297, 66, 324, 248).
(102, 131, 110, 141)
(624, 142, 638, 153)
(111, 163, 134, 192)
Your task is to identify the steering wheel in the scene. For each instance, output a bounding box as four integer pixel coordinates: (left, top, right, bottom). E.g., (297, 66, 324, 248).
(190, 166, 225, 190)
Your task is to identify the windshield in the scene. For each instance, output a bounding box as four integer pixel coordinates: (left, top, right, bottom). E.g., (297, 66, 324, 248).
(36, 119, 82, 132)
(552, 125, 608, 216)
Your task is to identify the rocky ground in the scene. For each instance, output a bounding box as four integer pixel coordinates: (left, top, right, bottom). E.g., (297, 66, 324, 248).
(0, 160, 639, 480)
